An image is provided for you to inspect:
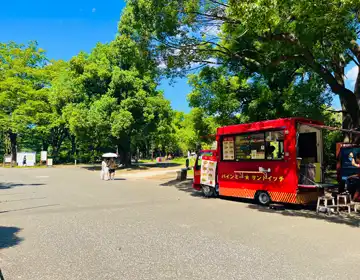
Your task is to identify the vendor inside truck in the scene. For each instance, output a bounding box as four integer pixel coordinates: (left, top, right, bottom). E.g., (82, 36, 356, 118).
(338, 147, 360, 201)
(348, 152, 360, 168)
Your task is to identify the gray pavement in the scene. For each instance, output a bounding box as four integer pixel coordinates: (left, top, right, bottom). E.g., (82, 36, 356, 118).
(1, 167, 360, 280)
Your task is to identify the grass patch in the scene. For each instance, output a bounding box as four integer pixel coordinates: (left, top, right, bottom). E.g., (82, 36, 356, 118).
(137, 159, 154, 163)
(187, 169, 194, 177)
(138, 157, 196, 167)
(2, 165, 48, 169)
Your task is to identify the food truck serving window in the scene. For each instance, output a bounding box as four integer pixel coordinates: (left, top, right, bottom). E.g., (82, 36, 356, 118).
(222, 130, 284, 161)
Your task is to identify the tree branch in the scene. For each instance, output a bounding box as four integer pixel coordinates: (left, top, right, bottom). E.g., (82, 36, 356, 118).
(270, 55, 305, 66)
(192, 59, 223, 65)
(350, 40, 360, 62)
(191, 11, 240, 25)
(325, 109, 347, 113)
(264, 32, 354, 98)
(350, 40, 360, 97)
(207, 0, 229, 8)
(266, 32, 299, 44)
(346, 52, 360, 67)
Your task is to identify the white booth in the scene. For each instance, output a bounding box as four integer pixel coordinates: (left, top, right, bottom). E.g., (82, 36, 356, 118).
(17, 152, 36, 166)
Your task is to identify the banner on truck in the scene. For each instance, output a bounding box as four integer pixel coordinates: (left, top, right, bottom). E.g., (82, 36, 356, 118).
(200, 155, 217, 187)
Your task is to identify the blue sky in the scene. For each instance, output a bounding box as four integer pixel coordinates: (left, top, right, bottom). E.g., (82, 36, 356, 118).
(0, 0, 192, 112)
(1, 0, 358, 112)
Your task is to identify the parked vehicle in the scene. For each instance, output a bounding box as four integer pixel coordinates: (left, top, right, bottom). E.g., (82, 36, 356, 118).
(193, 118, 348, 205)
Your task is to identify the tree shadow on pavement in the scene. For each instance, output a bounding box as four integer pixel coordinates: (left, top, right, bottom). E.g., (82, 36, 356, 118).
(160, 178, 360, 228)
(82, 165, 150, 171)
(134, 162, 182, 168)
(0, 183, 45, 190)
(0, 204, 60, 214)
(0, 226, 23, 249)
(160, 179, 204, 197)
(247, 204, 360, 228)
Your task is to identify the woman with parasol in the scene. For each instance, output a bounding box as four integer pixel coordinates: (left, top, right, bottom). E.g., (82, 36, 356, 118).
(102, 153, 118, 181)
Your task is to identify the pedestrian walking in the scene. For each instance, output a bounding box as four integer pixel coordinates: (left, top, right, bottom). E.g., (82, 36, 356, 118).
(108, 158, 117, 180)
(100, 158, 109, 180)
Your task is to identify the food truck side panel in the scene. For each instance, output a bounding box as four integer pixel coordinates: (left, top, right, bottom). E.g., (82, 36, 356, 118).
(217, 119, 299, 203)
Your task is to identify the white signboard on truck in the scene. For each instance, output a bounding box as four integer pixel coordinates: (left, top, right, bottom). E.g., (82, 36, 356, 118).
(200, 155, 217, 187)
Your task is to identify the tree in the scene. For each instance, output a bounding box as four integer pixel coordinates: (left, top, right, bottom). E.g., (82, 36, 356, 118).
(123, 0, 360, 141)
(170, 109, 218, 154)
(188, 65, 333, 124)
(0, 41, 48, 163)
(63, 39, 173, 166)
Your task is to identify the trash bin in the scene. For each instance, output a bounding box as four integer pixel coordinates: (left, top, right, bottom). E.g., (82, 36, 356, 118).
(299, 163, 316, 185)
(176, 168, 188, 181)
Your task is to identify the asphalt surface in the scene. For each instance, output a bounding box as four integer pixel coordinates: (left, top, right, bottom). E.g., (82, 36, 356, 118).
(1, 167, 360, 280)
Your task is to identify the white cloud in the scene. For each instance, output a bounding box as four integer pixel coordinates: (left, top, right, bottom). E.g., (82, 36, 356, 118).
(158, 61, 167, 69)
(199, 22, 221, 38)
(208, 57, 217, 64)
(345, 65, 359, 87)
(92, 8, 96, 13)
(207, 26, 221, 37)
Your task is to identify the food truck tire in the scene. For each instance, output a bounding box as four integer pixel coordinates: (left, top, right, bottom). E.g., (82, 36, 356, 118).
(202, 185, 215, 198)
(256, 191, 271, 206)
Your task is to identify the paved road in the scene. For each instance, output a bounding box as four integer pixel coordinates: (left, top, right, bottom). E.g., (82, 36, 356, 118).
(1, 168, 360, 280)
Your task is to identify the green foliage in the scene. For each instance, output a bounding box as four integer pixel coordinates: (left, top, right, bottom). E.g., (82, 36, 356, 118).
(0, 41, 49, 161)
(169, 108, 218, 154)
(3, 0, 359, 166)
(0, 37, 174, 164)
(123, 0, 360, 134)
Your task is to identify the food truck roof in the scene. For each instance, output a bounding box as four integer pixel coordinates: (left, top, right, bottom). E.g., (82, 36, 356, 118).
(216, 117, 324, 135)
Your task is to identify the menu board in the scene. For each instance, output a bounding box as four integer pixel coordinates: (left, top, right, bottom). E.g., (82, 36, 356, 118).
(235, 135, 251, 160)
(200, 156, 217, 187)
(223, 137, 234, 160)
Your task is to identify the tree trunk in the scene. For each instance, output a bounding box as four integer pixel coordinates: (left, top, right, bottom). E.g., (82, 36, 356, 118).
(9, 132, 17, 165)
(338, 91, 360, 143)
(42, 141, 49, 152)
(119, 148, 131, 167)
(49, 125, 68, 163)
(118, 137, 131, 167)
(51, 146, 60, 162)
(71, 135, 76, 160)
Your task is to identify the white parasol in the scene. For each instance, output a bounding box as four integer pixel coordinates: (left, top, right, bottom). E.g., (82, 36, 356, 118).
(102, 153, 118, 158)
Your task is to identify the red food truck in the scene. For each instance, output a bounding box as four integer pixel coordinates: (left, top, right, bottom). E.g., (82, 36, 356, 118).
(193, 117, 337, 205)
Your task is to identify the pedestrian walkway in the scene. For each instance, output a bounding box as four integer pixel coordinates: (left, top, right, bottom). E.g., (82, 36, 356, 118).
(120, 168, 179, 179)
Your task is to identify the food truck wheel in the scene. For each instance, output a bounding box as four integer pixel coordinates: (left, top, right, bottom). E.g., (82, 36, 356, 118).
(256, 191, 271, 206)
(202, 185, 215, 198)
